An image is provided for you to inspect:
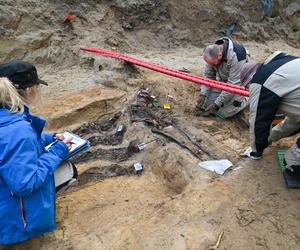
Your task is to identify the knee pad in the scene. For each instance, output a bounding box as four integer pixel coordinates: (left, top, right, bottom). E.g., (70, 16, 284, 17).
(285, 162, 300, 178)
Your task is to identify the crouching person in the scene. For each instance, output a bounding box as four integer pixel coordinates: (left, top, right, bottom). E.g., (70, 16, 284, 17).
(196, 37, 249, 118)
(240, 51, 300, 178)
(0, 61, 75, 245)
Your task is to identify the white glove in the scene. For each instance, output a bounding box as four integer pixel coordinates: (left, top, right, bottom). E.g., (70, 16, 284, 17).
(240, 148, 262, 160)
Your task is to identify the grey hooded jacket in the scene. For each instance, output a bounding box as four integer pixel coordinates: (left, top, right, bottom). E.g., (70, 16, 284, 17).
(201, 37, 248, 108)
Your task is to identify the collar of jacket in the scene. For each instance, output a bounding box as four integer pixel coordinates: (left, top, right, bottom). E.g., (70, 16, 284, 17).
(0, 108, 24, 127)
(23, 106, 46, 136)
(263, 51, 287, 65)
(215, 37, 229, 63)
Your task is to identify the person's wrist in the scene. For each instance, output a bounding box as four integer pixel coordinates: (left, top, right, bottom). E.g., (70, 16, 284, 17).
(213, 103, 220, 111)
(250, 151, 262, 157)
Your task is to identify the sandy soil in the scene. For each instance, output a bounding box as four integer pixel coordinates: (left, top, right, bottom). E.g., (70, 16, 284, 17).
(2, 41, 300, 250)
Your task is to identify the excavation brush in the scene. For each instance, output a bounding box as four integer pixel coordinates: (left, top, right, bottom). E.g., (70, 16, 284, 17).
(80, 47, 249, 97)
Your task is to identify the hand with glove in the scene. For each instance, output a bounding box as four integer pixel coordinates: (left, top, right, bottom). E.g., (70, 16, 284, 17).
(203, 103, 219, 117)
(196, 95, 206, 110)
(240, 148, 262, 160)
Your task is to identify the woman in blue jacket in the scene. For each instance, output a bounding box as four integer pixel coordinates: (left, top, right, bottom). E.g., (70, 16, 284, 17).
(0, 61, 73, 244)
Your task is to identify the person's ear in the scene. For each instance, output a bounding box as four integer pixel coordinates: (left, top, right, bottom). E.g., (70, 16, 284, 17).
(25, 87, 32, 95)
(218, 51, 223, 59)
(218, 46, 224, 58)
(24, 87, 36, 103)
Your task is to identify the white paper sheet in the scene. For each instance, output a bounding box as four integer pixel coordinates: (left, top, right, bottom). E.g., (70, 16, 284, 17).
(63, 131, 86, 153)
(198, 159, 233, 175)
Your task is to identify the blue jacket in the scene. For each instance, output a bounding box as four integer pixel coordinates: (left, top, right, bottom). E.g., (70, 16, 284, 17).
(0, 107, 68, 244)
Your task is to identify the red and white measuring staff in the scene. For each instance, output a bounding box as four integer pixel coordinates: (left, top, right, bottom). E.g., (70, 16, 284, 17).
(82, 47, 247, 92)
(80, 47, 249, 97)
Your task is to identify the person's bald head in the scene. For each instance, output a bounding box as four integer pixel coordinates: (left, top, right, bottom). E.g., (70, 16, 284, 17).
(203, 44, 223, 66)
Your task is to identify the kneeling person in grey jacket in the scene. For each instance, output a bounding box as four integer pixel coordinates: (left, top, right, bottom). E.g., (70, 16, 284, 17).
(197, 37, 249, 118)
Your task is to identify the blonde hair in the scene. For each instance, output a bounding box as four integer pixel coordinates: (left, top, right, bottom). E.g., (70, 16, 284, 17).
(0, 77, 24, 113)
(21, 85, 42, 110)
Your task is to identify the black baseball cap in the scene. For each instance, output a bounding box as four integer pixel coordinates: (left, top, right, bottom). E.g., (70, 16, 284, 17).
(0, 60, 48, 89)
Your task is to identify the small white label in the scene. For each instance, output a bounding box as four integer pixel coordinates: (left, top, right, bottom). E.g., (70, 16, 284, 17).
(134, 163, 143, 172)
(137, 143, 147, 150)
(117, 125, 124, 132)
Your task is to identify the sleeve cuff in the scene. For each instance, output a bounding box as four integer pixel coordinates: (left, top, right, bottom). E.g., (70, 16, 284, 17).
(213, 102, 220, 111)
(42, 132, 56, 145)
(47, 141, 69, 159)
(250, 151, 262, 157)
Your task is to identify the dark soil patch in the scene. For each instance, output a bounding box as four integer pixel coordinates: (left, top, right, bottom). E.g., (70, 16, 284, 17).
(76, 164, 134, 187)
(73, 146, 135, 163)
(87, 125, 127, 146)
(74, 111, 123, 135)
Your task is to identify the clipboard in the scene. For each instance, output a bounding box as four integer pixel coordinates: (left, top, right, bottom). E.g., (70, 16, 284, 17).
(46, 131, 90, 160)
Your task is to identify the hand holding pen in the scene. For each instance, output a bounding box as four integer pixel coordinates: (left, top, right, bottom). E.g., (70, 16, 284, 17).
(54, 133, 73, 151)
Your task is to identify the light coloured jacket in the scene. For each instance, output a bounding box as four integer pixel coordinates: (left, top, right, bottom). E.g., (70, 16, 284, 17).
(249, 52, 300, 154)
(201, 37, 248, 107)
